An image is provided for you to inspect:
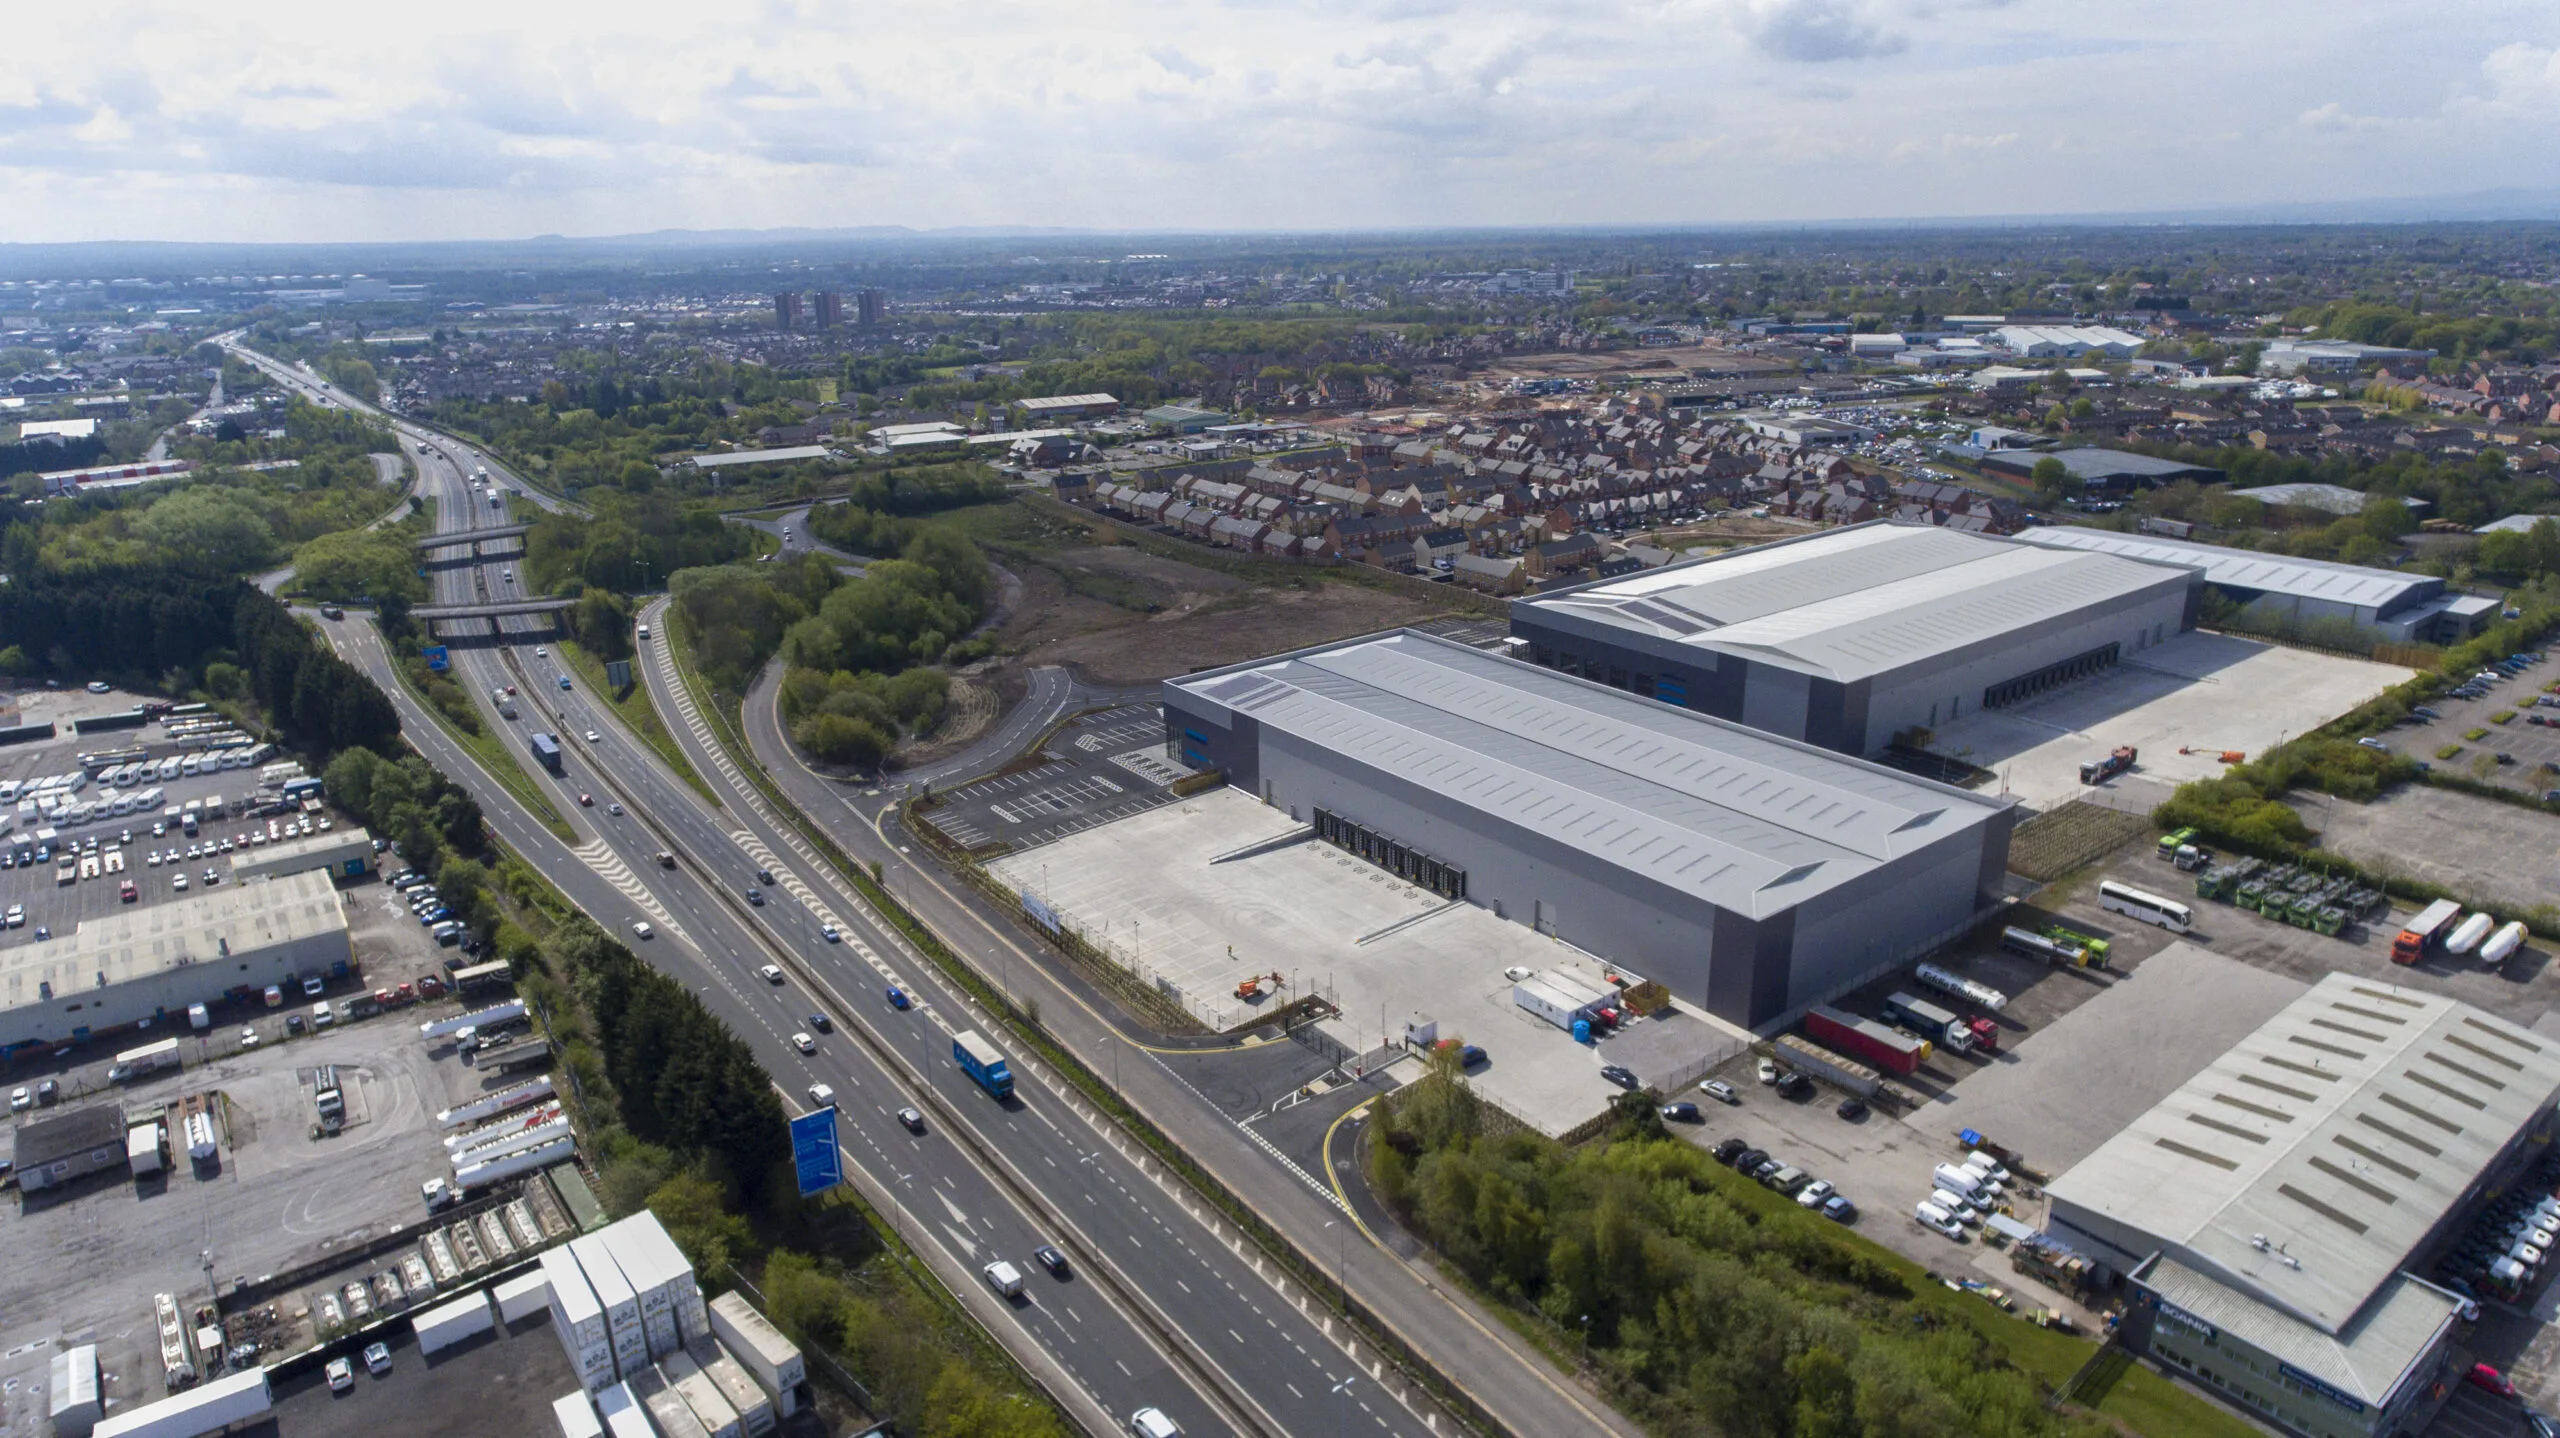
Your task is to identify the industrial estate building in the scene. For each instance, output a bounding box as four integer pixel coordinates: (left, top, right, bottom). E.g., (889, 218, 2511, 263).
(2010, 526, 2499, 645)
(1510, 521, 2200, 756)
(2045, 974, 2560, 1438)
(0, 869, 349, 1049)
(228, 826, 375, 885)
(1162, 629, 2015, 1029)
(1978, 446, 2226, 492)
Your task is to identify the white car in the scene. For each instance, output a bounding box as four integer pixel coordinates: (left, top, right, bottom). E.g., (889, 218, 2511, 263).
(1795, 1179, 1835, 1209)
(1129, 1407, 1182, 1438)
(806, 1082, 836, 1109)
(2, 905, 21, 927)
(791, 1032, 816, 1054)
(534, 647, 547, 657)
(760, 964, 784, 984)
(326, 1356, 354, 1393)
(820, 924, 841, 943)
(239, 1026, 260, 1048)
(7, 1086, 28, 1112)
(584, 730, 601, 743)
(171, 874, 188, 891)
(631, 921, 654, 940)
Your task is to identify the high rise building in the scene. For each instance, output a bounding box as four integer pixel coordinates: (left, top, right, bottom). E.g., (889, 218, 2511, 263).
(856, 288, 886, 325)
(812, 291, 844, 329)
(773, 291, 804, 331)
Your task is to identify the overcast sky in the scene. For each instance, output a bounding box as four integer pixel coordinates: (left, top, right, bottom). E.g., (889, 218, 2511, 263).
(3, 1, 2555, 244)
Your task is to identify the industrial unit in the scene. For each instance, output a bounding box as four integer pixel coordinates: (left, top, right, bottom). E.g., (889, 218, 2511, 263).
(1509, 520, 2201, 756)
(2009, 526, 2499, 646)
(2044, 974, 2560, 1438)
(227, 826, 374, 884)
(1162, 629, 2015, 1030)
(0, 868, 348, 1049)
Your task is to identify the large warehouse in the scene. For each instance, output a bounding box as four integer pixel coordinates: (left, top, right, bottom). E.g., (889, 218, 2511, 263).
(0, 868, 349, 1050)
(2045, 973, 2560, 1438)
(1509, 521, 2201, 756)
(2010, 526, 2499, 646)
(1162, 630, 2016, 1030)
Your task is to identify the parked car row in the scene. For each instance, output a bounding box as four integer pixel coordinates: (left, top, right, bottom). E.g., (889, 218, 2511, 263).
(1709, 1135, 1857, 1224)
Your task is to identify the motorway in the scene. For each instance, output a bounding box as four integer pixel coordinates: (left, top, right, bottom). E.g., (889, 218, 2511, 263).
(228, 341, 1446, 1438)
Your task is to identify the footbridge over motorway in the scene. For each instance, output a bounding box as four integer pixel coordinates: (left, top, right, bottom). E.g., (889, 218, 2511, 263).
(412, 598, 575, 641)
(418, 524, 531, 549)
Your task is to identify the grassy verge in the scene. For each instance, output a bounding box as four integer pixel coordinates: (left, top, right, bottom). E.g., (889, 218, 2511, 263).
(657, 616, 1504, 1435)
(385, 648, 577, 841)
(558, 638, 722, 810)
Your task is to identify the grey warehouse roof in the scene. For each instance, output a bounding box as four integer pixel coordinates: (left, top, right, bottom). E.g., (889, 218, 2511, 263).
(2009, 525, 2434, 612)
(0, 868, 345, 1017)
(1518, 521, 2195, 682)
(2048, 972, 2560, 1336)
(1167, 629, 2009, 917)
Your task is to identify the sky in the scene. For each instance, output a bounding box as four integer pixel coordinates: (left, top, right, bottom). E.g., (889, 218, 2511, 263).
(3, 0, 2557, 244)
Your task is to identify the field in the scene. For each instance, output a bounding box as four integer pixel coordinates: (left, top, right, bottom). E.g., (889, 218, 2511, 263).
(937, 498, 1460, 686)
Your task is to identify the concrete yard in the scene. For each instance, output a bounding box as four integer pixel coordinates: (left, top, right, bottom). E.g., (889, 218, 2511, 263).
(991, 786, 1749, 1135)
(0, 1012, 504, 1438)
(917, 703, 1187, 853)
(1923, 941, 2308, 1177)
(1923, 630, 2412, 812)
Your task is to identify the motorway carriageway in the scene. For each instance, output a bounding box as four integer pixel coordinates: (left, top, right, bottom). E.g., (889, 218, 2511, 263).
(277, 366, 1442, 1438)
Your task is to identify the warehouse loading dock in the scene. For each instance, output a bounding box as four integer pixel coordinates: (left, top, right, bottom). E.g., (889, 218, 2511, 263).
(991, 787, 1750, 1135)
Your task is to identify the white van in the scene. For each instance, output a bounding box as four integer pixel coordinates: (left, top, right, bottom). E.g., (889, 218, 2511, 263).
(1963, 1151, 2010, 1184)
(1932, 1162, 1987, 1199)
(1931, 1189, 1981, 1224)
(312, 1001, 335, 1030)
(1914, 1201, 1963, 1237)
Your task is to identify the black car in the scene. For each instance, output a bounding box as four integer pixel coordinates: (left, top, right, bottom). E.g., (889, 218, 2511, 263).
(1712, 1137, 1749, 1164)
(1033, 1244, 1070, 1278)
(1836, 1097, 1869, 1121)
(756, 867, 776, 885)
(1599, 1064, 1640, 1090)
(1732, 1147, 1768, 1174)
(1775, 1072, 1812, 1099)
(808, 1012, 833, 1033)
(745, 887, 765, 906)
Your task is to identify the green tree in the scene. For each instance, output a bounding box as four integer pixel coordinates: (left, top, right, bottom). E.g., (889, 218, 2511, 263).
(2029, 456, 2082, 504)
(132, 488, 277, 567)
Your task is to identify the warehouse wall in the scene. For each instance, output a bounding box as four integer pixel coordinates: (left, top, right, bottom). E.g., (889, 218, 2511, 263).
(1779, 821, 2003, 1022)
(1859, 577, 2193, 751)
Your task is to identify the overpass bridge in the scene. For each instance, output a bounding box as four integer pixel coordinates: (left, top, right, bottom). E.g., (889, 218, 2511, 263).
(410, 598, 575, 621)
(417, 524, 531, 550)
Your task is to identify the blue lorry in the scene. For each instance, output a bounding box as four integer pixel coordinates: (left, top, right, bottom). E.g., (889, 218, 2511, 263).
(952, 1030, 1014, 1101)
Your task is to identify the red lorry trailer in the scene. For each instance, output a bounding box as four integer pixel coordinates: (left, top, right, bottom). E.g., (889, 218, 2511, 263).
(1805, 1005, 1927, 1075)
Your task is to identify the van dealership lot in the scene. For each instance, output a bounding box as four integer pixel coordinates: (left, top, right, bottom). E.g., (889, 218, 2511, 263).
(1921, 631, 2412, 812)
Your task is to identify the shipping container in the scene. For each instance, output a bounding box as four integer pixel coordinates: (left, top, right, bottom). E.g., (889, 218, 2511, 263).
(597, 1383, 655, 1438)
(662, 1349, 745, 1438)
(1803, 1006, 1924, 1075)
(90, 1369, 270, 1438)
(689, 1339, 777, 1437)
(708, 1293, 803, 1417)
(414, 1291, 496, 1354)
(553, 1392, 605, 1438)
(638, 1369, 713, 1438)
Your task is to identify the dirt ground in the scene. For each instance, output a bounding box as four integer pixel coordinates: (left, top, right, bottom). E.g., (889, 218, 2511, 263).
(988, 540, 1452, 685)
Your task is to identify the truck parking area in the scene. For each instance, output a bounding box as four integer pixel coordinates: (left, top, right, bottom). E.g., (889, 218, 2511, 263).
(0, 963, 555, 1438)
(916, 703, 1191, 853)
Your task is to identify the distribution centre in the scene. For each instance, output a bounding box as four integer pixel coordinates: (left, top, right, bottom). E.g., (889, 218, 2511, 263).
(1162, 629, 2016, 1029)
(1508, 520, 2201, 755)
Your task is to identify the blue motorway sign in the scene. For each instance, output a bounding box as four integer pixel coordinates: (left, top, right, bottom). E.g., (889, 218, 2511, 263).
(422, 645, 450, 672)
(790, 1106, 843, 1197)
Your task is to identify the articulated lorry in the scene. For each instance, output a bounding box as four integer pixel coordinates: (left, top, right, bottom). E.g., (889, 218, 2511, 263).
(1883, 991, 1999, 1054)
(1803, 1006, 1927, 1074)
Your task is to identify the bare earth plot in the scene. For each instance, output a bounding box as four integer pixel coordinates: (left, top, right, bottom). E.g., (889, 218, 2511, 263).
(2306, 784, 2560, 918)
(1924, 631, 2413, 813)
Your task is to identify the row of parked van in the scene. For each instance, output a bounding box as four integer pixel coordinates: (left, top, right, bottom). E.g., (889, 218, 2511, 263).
(1914, 1152, 2015, 1239)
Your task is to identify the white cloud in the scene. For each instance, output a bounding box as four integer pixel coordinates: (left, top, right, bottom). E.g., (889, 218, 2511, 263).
(0, 2, 2552, 241)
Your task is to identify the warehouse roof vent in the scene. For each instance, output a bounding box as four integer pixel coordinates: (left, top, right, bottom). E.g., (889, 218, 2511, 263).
(1759, 861, 1824, 891)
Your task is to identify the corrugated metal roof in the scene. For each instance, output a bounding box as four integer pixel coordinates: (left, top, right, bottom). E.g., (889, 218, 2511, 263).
(1172, 631, 2007, 917)
(2010, 525, 2432, 612)
(1522, 522, 2194, 680)
(2050, 972, 2560, 1335)
(0, 868, 344, 1016)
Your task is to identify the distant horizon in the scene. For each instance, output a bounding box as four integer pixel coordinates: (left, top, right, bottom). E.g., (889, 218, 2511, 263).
(4, 3, 2551, 248)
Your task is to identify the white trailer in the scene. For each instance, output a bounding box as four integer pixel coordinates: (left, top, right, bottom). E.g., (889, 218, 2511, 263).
(90, 1369, 271, 1438)
(420, 999, 528, 1041)
(453, 1135, 576, 1192)
(437, 1075, 557, 1128)
(449, 1111, 570, 1160)
(497, 1269, 553, 1324)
